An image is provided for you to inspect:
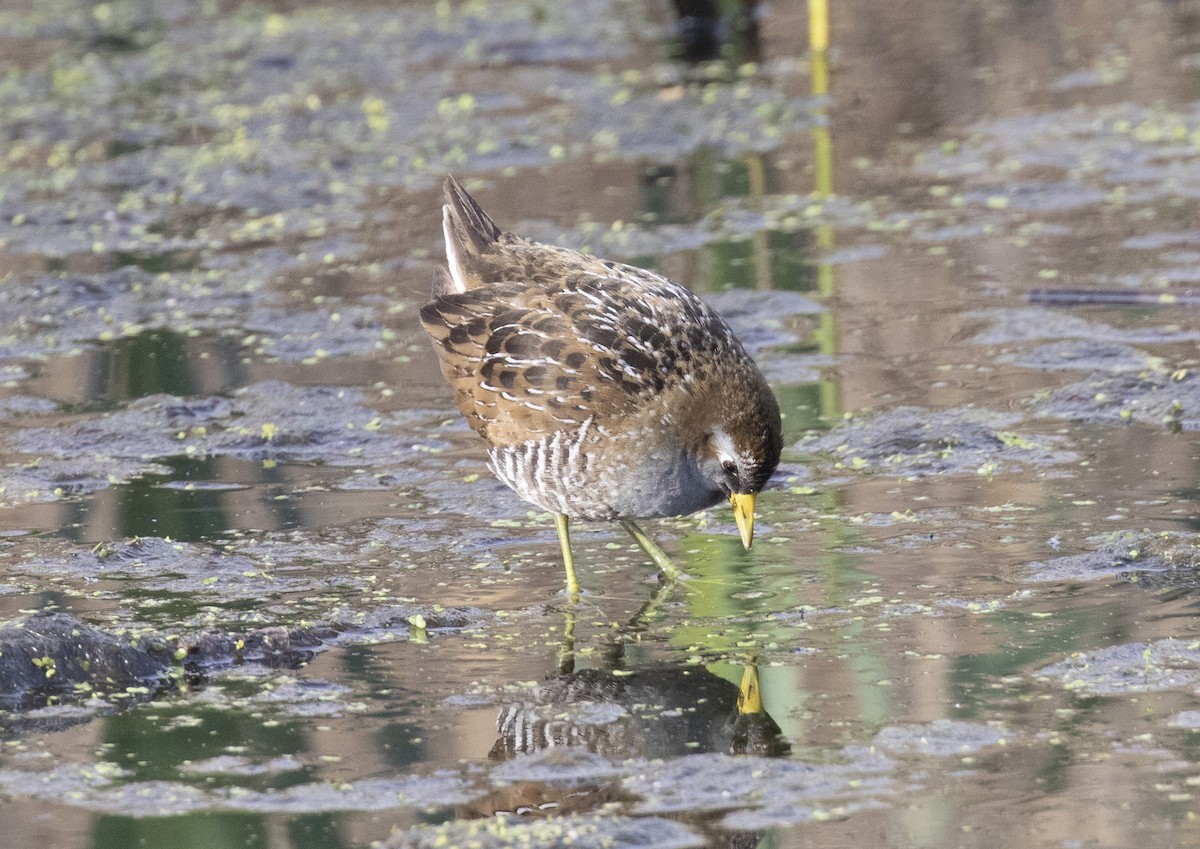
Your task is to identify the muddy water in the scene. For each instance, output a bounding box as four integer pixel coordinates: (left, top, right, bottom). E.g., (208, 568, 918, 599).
(2, 1, 1200, 847)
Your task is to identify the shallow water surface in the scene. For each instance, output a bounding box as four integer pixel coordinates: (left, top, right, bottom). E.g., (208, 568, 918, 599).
(3, 1, 1200, 847)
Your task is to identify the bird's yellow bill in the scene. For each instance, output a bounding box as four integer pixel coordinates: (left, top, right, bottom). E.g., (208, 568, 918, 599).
(730, 492, 755, 549)
(737, 663, 763, 714)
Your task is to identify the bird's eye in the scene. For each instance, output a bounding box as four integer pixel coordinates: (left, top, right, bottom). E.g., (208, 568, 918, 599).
(722, 459, 737, 477)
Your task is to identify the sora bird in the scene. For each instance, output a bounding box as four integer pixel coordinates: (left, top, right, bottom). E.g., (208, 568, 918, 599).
(420, 176, 782, 593)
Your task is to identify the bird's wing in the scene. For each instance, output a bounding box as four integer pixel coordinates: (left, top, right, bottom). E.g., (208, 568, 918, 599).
(419, 261, 731, 447)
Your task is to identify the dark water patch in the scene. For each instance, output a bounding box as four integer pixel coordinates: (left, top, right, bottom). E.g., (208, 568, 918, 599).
(108, 249, 197, 274)
(669, 0, 762, 66)
(696, 230, 822, 294)
(86, 330, 201, 404)
(50, 460, 407, 544)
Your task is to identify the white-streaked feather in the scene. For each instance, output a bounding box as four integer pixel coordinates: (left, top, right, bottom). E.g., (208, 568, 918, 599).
(442, 204, 468, 293)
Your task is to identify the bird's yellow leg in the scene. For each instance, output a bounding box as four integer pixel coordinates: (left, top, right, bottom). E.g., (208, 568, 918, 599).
(619, 519, 684, 581)
(553, 513, 580, 595)
(627, 574, 681, 631)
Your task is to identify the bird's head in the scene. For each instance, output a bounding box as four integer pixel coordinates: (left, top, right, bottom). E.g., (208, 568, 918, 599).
(693, 382, 782, 548)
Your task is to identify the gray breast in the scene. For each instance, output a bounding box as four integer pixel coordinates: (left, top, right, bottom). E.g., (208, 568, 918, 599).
(487, 419, 722, 521)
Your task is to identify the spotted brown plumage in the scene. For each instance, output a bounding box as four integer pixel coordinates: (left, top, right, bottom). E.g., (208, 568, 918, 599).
(420, 176, 782, 592)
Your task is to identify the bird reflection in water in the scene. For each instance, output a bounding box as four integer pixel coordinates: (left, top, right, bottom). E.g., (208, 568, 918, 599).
(461, 646, 787, 830)
(490, 661, 788, 761)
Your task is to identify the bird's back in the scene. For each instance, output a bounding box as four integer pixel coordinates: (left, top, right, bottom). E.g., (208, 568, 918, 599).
(421, 179, 747, 446)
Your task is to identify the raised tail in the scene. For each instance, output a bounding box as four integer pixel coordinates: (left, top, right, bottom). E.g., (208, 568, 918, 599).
(441, 176, 502, 293)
